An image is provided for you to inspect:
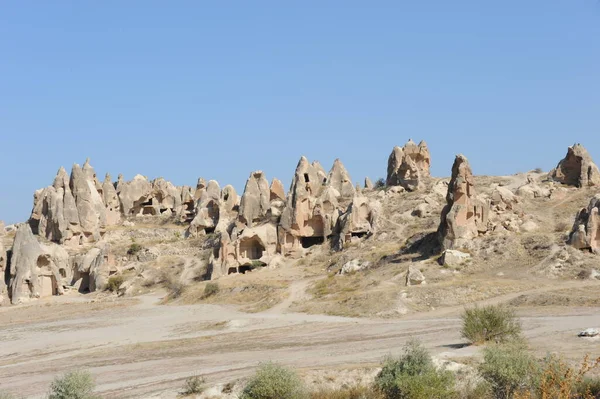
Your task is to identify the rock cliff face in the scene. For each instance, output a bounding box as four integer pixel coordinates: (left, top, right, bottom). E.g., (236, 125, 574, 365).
(387, 139, 431, 191)
(438, 155, 489, 250)
(550, 144, 600, 187)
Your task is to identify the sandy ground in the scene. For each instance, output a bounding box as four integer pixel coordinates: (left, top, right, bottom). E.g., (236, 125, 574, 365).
(1, 278, 600, 398)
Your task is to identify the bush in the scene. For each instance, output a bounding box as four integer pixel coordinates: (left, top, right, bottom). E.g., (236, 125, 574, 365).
(375, 339, 456, 399)
(576, 376, 600, 398)
(241, 362, 307, 399)
(106, 275, 124, 292)
(374, 178, 386, 189)
(461, 305, 521, 345)
(127, 242, 142, 256)
(310, 385, 383, 399)
(479, 342, 538, 399)
(529, 354, 600, 399)
(203, 282, 220, 298)
(181, 374, 205, 396)
(48, 370, 100, 399)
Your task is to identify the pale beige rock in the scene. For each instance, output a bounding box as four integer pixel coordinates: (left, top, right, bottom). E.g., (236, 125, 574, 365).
(239, 171, 271, 227)
(491, 186, 518, 211)
(364, 177, 374, 190)
(221, 185, 239, 213)
(117, 174, 153, 216)
(270, 178, 286, 202)
(438, 155, 489, 250)
(102, 174, 121, 225)
(387, 139, 431, 191)
(441, 249, 471, 267)
(520, 220, 538, 233)
(0, 240, 6, 304)
(326, 159, 355, 199)
(9, 224, 44, 303)
(406, 265, 425, 286)
(335, 195, 379, 251)
(569, 194, 600, 253)
(189, 180, 222, 236)
(550, 143, 600, 187)
(71, 243, 114, 292)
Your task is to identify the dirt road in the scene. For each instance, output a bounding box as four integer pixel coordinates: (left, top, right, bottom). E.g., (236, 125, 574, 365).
(1, 282, 599, 398)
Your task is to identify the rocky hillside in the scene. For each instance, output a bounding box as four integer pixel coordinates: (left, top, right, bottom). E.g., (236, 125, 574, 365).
(1, 140, 599, 314)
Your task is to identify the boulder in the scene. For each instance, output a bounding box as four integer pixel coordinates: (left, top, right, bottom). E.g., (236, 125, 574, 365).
(239, 171, 271, 226)
(438, 155, 489, 250)
(339, 259, 371, 275)
(386, 139, 431, 191)
(550, 143, 600, 187)
(441, 250, 471, 268)
(491, 186, 518, 211)
(406, 266, 425, 286)
(578, 328, 599, 338)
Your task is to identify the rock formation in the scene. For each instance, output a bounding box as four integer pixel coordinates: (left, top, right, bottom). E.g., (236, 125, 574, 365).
(30, 160, 109, 246)
(0, 240, 6, 304)
(189, 180, 222, 236)
(239, 171, 271, 227)
(334, 195, 379, 250)
(102, 173, 121, 225)
(569, 194, 600, 253)
(70, 244, 114, 293)
(386, 139, 431, 191)
(549, 144, 600, 187)
(279, 157, 342, 256)
(326, 159, 355, 198)
(364, 177, 374, 190)
(438, 155, 489, 250)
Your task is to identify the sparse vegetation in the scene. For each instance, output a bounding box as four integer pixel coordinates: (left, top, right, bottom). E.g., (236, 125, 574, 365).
(106, 275, 124, 292)
(310, 386, 383, 399)
(374, 339, 456, 399)
(374, 178, 386, 189)
(180, 374, 205, 396)
(478, 342, 538, 399)
(48, 370, 100, 399)
(203, 282, 220, 298)
(127, 241, 143, 256)
(241, 362, 307, 399)
(461, 305, 522, 345)
(0, 392, 19, 399)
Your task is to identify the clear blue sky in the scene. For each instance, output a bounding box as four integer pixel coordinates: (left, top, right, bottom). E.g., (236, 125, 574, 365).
(1, 1, 599, 224)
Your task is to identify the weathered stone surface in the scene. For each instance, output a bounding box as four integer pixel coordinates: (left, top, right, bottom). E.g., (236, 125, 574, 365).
(189, 180, 222, 236)
(406, 265, 425, 286)
(71, 161, 106, 242)
(239, 171, 271, 227)
(335, 195, 379, 251)
(491, 186, 518, 211)
(0, 240, 6, 304)
(568, 194, 600, 253)
(9, 224, 44, 303)
(550, 143, 600, 187)
(71, 243, 114, 293)
(339, 259, 371, 275)
(441, 249, 471, 267)
(102, 174, 121, 225)
(221, 185, 239, 213)
(438, 155, 489, 250)
(387, 139, 431, 191)
(117, 174, 153, 216)
(270, 178, 286, 202)
(326, 159, 355, 199)
(364, 177, 374, 190)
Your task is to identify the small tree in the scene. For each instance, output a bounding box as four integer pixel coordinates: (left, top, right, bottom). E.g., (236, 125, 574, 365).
(461, 305, 521, 345)
(479, 342, 538, 399)
(106, 275, 124, 292)
(374, 178, 386, 190)
(48, 370, 100, 399)
(241, 362, 307, 399)
(375, 339, 456, 399)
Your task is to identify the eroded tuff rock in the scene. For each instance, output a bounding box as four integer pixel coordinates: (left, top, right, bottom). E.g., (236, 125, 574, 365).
(569, 194, 600, 253)
(387, 139, 431, 191)
(326, 159, 355, 199)
(438, 155, 489, 250)
(8, 224, 74, 304)
(70, 244, 115, 293)
(0, 240, 6, 304)
(334, 195, 380, 251)
(550, 144, 600, 187)
(239, 171, 271, 227)
(278, 157, 344, 256)
(30, 160, 109, 246)
(102, 173, 121, 225)
(364, 177, 374, 190)
(118, 175, 183, 217)
(189, 180, 222, 236)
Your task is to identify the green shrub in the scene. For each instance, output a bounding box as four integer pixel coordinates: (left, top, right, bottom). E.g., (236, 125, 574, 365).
(374, 178, 386, 190)
(0, 392, 19, 399)
(106, 275, 124, 292)
(241, 362, 307, 399)
(48, 370, 100, 399)
(127, 242, 142, 256)
(203, 282, 220, 298)
(310, 385, 383, 399)
(375, 339, 456, 399)
(181, 374, 205, 396)
(461, 305, 521, 345)
(478, 342, 538, 399)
